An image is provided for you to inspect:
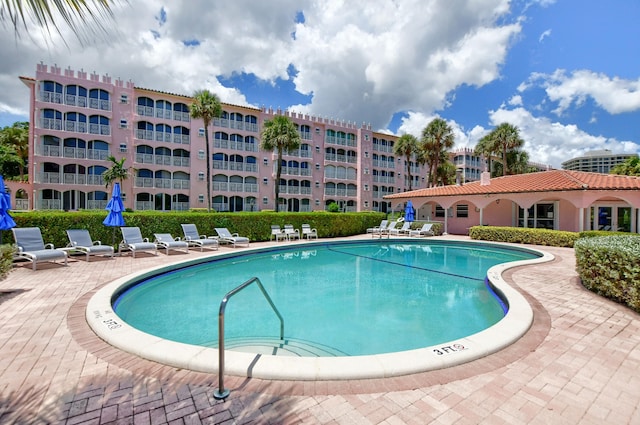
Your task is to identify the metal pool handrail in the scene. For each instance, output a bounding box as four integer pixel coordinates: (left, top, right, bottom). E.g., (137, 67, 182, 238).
(214, 276, 284, 400)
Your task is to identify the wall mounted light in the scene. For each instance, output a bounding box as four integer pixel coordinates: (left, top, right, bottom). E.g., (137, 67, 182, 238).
(496, 199, 500, 205)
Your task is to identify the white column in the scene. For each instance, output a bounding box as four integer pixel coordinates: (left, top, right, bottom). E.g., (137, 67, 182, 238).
(479, 208, 484, 226)
(578, 207, 584, 232)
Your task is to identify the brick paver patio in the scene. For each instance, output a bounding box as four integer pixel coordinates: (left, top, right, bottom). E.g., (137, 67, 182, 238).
(0, 235, 638, 424)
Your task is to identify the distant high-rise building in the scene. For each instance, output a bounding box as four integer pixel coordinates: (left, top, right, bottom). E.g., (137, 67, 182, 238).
(561, 149, 637, 174)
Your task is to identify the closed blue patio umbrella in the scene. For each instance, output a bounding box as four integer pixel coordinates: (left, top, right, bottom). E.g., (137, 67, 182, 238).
(0, 175, 16, 244)
(404, 200, 415, 223)
(103, 182, 125, 246)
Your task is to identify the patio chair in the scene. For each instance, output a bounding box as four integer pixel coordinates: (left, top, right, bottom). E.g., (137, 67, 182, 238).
(66, 229, 114, 261)
(301, 224, 318, 240)
(409, 223, 434, 237)
(367, 219, 388, 234)
(181, 224, 219, 251)
(270, 225, 287, 242)
(284, 224, 300, 241)
(389, 221, 412, 236)
(119, 227, 158, 258)
(215, 228, 250, 247)
(154, 233, 189, 255)
(372, 220, 398, 238)
(12, 227, 68, 270)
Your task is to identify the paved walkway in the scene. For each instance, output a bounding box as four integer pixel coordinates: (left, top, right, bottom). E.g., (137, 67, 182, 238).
(0, 236, 638, 424)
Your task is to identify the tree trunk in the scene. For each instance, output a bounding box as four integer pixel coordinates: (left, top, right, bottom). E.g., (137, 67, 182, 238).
(275, 149, 282, 212)
(204, 125, 212, 212)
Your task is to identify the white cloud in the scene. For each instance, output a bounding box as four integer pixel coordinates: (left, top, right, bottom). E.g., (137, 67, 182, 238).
(529, 69, 640, 115)
(487, 106, 640, 167)
(0, 0, 521, 130)
(538, 29, 551, 42)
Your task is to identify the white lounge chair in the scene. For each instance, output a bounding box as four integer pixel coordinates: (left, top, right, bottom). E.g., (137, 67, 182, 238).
(12, 227, 68, 270)
(372, 220, 399, 238)
(367, 220, 388, 234)
(66, 229, 114, 261)
(119, 227, 158, 257)
(409, 223, 434, 237)
(284, 224, 300, 241)
(389, 221, 412, 236)
(215, 228, 250, 247)
(154, 233, 189, 255)
(270, 225, 287, 242)
(181, 224, 219, 251)
(301, 224, 318, 239)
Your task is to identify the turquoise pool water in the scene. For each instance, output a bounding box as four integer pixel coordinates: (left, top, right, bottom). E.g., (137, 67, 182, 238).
(113, 240, 539, 356)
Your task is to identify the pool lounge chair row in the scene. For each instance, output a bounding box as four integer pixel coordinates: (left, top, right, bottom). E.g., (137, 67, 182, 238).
(369, 220, 434, 238)
(270, 224, 318, 241)
(11, 225, 251, 270)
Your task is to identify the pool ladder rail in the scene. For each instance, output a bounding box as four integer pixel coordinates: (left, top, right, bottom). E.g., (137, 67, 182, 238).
(215, 276, 283, 400)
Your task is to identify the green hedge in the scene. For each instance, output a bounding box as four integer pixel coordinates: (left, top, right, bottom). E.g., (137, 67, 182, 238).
(0, 244, 15, 281)
(469, 226, 579, 247)
(575, 235, 640, 313)
(6, 210, 386, 248)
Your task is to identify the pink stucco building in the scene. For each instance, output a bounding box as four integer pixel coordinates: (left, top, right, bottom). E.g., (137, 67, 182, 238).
(13, 62, 429, 213)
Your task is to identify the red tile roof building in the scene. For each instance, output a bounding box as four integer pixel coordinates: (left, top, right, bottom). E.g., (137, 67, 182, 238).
(385, 170, 640, 234)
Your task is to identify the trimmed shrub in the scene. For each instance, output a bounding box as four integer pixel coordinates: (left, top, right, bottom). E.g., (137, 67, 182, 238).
(0, 244, 15, 281)
(469, 226, 579, 247)
(9, 210, 386, 248)
(575, 235, 640, 313)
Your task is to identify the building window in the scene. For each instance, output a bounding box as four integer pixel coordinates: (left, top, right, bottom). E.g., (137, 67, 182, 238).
(263, 197, 268, 204)
(456, 204, 468, 218)
(121, 193, 127, 201)
(518, 203, 555, 229)
(364, 201, 369, 208)
(315, 128, 320, 134)
(198, 128, 205, 137)
(119, 143, 127, 153)
(364, 151, 369, 158)
(315, 181, 320, 188)
(120, 94, 128, 104)
(315, 199, 320, 205)
(198, 172, 205, 181)
(198, 150, 205, 160)
(119, 119, 127, 128)
(263, 157, 268, 165)
(263, 178, 268, 184)
(364, 184, 369, 191)
(198, 194, 204, 203)
(315, 146, 320, 153)
(365, 134, 369, 141)
(435, 205, 445, 218)
(315, 163, 320, 170)
(364, 168, 369, 174)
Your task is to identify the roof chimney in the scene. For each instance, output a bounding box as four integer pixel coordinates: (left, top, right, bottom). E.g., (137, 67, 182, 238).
(480, 171, 491, 186)
(455, 169, 462, 186)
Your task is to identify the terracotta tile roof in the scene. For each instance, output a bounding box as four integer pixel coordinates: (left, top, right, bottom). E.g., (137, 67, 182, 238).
(384, 170, 640, 199)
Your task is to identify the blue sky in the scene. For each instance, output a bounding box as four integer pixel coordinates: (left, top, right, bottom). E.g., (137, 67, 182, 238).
(0, 0, 638, 168)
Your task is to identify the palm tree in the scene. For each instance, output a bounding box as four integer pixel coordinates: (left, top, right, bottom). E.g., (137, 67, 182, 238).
(260, 115, 301, 212)
(474, 133, 499, 177)
(420, 118, 455, 187)
(101, 155, 131, 188)
(491, 123, 525, 176)
(1, 0, 119, 43)
(610, 156, 640, 176)
(393, 134, 419, 190)
(190, 90, 222, 212)
(0, 122, 29, 181)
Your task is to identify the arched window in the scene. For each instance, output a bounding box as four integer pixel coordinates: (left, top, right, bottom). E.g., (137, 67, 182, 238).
(89, 88, 110, 111)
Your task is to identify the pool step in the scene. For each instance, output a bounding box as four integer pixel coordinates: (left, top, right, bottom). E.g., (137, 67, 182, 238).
(221, 337, 347, 357)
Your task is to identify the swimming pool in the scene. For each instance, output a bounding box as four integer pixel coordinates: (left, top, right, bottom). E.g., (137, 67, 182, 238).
(87, 238, 553, 380)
